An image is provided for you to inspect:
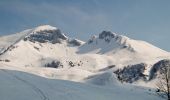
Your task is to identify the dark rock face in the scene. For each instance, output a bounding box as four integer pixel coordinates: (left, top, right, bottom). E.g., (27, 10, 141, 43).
(99, 31, 115, 39)
(98, 31, 117, 43)
(87, 35, 96, 44)
(99, 31, 116, 39)
(87, 31, 117, 44)
(114, 63, 147, 83)
(68, 39, 82, 46)
(149, 59, 170, 80)
(24, 29, 67, 43)
(45, 61, 63, 68)
(99, 65, 115, 71)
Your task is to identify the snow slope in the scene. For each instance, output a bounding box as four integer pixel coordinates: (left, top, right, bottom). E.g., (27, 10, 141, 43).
(0, 29, 32, 53)
(0, 67, 161, 100)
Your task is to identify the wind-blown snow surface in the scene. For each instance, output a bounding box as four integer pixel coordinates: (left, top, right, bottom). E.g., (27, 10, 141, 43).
(0, 29, 32, 52)
(0, 68, 161, 100)
(0, 25, 169, 100)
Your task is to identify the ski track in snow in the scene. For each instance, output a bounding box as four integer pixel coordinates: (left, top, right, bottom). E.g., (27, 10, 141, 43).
(0, 69, 50, 100)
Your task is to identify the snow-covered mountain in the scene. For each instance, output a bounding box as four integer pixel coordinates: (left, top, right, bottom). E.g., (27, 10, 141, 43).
(0, 25, 170, 81)
(0, 25, 170, 100)
(79, 30, 169, 62)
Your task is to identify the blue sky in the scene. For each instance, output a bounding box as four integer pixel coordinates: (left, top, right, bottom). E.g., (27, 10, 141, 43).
(0, 0, 170, 51)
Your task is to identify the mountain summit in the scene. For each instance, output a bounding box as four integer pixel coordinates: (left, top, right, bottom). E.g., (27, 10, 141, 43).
(24, 25, 68, 44)
(31, 25, 58, 32)
(78, 30, 168, 59)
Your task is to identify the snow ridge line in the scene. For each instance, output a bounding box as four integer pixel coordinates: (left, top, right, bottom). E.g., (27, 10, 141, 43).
(0, 69, 50, 100)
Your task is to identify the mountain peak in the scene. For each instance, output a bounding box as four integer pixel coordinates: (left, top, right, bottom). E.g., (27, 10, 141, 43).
(32, 25, 57, 33)
(99, 31, 117, 39)
(24, 25, 68, 43)
(79, 30, 169, 57)
(98, 31, 129, 44)
(87, 30, 129, 46)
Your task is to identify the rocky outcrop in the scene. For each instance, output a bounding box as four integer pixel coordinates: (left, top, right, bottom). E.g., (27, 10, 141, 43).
(114, 63, 147, 83)
(149, 59, 170, 80)
(99, 31, 116, 43)
(68, 39, 84, 46)
(24, 28, 67, 44)
(99, 31, 116, 39)
(45, 61, 63, 68)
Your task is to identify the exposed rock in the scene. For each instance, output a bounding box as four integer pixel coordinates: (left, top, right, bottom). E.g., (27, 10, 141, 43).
(33, 46, 40, 51)
(114, 63, 147, 83)
(45, 61, 63, 68)
(0, 59, 10, 62)
(24, 29, 68, 44)
(68, 61, 75, 67)
(149, 59, 170, 80)
(99, 31, 116, 39)
(68, 39, 84, 46)
(99, 65, 115, 72)
(87, 35, 97, 44)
